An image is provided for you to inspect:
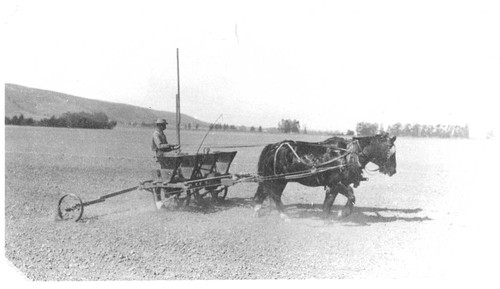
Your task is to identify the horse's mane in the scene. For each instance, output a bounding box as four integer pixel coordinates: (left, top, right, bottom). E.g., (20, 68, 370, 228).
(353, 133, 393, 154)
(321, 136, 349, 149)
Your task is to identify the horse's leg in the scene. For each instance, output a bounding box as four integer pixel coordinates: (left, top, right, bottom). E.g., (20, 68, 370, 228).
(253, 183, 267, 217)
(268, 181, 288, 220)
(322, 185, 339, 217)
(337, 184, 356, 217)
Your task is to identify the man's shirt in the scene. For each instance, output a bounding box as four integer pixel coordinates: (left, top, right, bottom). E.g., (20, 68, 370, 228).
(152, 129, 169, 156)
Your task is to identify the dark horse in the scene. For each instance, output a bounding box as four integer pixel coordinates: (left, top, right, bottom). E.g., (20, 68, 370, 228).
(253, 133, 397, 219)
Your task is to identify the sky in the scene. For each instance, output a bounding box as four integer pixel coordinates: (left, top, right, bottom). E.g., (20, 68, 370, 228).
(3, 0, 500, 137)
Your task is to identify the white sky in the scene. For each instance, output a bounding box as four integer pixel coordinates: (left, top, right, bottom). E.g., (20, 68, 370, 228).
(3, 0, 500, 137)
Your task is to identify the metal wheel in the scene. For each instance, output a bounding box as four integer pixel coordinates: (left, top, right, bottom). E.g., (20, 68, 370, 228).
(164, 194, 189, 210)
(193, 189, 214, 207)
(192, 189, 204, 204)
(153, 187, 187, 210)
(210, 187, 228, 202)
(58, 194, 84, 222)
(180, 193, 191, 208)
(220, 187, 228, 200)
(209, 189, 218, 201)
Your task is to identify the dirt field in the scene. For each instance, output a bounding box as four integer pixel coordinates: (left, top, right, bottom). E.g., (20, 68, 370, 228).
(4, 126, 499, 281)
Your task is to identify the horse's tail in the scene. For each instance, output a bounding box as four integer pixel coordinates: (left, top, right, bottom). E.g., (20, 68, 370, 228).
(257, 143, 276, 176)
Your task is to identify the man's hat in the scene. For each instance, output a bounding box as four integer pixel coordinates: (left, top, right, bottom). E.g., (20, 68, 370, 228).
(155, 118, 168, 125)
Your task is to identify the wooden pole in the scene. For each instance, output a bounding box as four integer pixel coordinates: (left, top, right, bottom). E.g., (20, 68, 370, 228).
(176, 48, 181, 150)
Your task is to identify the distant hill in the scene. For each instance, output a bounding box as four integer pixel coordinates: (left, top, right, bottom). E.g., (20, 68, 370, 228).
(5, 83, 208, 127)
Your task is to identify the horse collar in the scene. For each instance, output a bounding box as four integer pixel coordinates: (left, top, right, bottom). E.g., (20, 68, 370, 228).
(348, 140, 365, 169)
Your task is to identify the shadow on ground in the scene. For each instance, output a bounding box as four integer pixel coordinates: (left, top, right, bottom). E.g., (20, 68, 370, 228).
(286, 203, 432, 226)
(181, 197, 255, 214)
(166, 198, 432, 226)
(77, 197, 432, 226)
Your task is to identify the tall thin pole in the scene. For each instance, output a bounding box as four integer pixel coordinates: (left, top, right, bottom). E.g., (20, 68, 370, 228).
(176, 48, 181, 150)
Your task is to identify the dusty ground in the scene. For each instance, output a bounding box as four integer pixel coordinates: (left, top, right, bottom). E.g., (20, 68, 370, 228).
(3, 126, 499, 281)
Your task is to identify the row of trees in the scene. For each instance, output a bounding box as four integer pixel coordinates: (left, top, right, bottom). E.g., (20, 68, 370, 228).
(209, 123, 264, 133)
(355, 122, 380, 136)
(5, 112, 117, 129)
(275, 119, 470, 138)
(210, 123, 238, 131)
(386, 123, 469, 138)
(278, 119, 301, 133)
(355, 122, 469, 138)
(7, 112, 467, 138)
(141, 121, 265, 133)
(184, 123, 200, 130)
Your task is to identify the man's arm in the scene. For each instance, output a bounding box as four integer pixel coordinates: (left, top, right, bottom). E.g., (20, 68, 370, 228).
(153, 133, 179, 152)
(160, 144, 180, 152)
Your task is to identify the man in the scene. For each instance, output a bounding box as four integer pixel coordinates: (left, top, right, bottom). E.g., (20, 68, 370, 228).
(152, 118, 179, 209)
(152, 118, 179, 157)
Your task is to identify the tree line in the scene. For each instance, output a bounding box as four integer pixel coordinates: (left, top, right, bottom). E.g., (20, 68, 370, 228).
(209, 123, 263, 133)
(140, 121, 264, 133)
(278, 119, 301, 133)
(356, 122, 469, 138)
(5, 112, 117, 129)
(274, 119, 470, 138)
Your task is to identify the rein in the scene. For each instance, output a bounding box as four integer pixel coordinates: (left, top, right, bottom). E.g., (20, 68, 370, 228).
(258, 163, 348, 183)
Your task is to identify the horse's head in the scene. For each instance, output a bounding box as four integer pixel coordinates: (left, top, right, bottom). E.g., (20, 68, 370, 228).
(354, 133, 397, 176)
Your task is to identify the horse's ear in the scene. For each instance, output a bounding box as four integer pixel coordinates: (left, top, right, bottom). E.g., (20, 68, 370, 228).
(391, 136, 397, 143)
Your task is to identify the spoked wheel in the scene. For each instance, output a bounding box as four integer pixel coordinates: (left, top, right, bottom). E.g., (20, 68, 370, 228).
(220, 187, 228, 200)
(164, 194, 190, 209)
(179, 193, 191, 208)
(169, 188, 191, 209)
(193, 189, 215, 207)
(58, 194, 84, 222)
(153, 187, 189, 210)
(209, 187, 228, 202)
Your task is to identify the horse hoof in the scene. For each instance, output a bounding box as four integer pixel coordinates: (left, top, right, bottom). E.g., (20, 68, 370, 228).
(341, 209, 352, 218)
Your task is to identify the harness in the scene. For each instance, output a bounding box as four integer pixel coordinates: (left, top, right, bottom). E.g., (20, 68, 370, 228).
(246, 137, 394, 184)
(273, 142, 305, 175)
(270, 139, 366, 180)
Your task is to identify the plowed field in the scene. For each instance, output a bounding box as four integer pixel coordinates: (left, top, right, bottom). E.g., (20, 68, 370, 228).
(4, 126, 498, 281)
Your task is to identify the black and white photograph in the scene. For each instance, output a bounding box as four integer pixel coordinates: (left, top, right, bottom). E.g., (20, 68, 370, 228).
(2, 0, 499, 284)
